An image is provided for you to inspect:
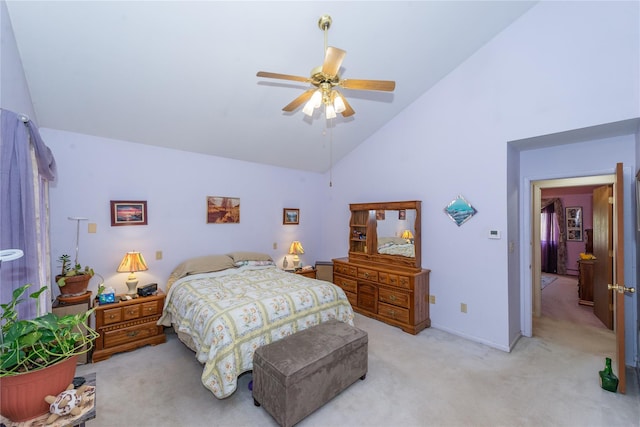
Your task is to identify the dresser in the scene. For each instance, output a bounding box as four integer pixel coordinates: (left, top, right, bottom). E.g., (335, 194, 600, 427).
(333, 258, 430, 334)
(577, 259, 595, 306)
(92, 291, 166, 362)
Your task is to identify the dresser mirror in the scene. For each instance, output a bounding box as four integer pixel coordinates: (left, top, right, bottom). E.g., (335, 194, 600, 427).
(349, 201, 421, 270)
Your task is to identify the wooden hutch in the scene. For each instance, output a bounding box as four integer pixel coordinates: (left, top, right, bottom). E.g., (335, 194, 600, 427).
(333, 201, 430, 334)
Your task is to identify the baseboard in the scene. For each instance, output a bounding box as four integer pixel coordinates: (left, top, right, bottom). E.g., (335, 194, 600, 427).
(430, 323, 511, 352)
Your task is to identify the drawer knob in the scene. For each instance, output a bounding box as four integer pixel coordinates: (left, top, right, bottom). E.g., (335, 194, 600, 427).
(109, 314, 116, 319)
(390, 295, 397, 301)
(127, 331, 140, 337)
(147, 307, 153, 311)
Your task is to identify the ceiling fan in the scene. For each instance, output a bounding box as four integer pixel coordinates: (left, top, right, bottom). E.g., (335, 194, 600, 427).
(256, 15, 396, 119)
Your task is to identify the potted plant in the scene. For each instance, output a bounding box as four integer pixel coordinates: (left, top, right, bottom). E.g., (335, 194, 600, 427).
(55, 254, 94, 296)
(0, 283, 99, 422)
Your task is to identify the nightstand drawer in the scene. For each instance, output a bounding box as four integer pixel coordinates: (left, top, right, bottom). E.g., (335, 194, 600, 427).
(141, 301, 159, 316)
(102, 307, 123, 325)
(123, 304, 141, 320)
(379, 287, 410, 308)
(104, 321, 159, 348)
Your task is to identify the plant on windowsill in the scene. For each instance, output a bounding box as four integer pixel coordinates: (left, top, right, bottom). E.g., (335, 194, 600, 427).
(0, 283, 99, 422)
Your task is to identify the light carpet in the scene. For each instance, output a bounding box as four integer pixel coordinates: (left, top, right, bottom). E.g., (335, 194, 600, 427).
(75, 311, 639, 427)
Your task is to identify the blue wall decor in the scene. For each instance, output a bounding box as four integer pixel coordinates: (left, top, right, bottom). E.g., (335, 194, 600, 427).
(444, 195, 477, 226)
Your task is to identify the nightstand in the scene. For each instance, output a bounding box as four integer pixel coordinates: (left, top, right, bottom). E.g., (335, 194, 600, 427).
(294, 268, 317, 279)
(92, 290, 166, 362)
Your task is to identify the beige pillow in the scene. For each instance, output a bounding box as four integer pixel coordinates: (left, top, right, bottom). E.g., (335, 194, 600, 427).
(227, 251, 273, 263)
(166, 255, 235, 290)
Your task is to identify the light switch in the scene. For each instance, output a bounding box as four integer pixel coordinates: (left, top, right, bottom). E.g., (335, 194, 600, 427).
(156, 251, 163, 260)
(88, 223, 97, 233)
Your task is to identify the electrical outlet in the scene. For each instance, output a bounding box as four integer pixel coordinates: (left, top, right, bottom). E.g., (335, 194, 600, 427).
(461, 303, 467, 313)
(429, 295, 436, 304)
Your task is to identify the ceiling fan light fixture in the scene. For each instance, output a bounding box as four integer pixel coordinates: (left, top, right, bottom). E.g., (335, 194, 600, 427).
(333, 92, 346, 114)
(325, 103, 337, 119)
(302, 90, 322, 116)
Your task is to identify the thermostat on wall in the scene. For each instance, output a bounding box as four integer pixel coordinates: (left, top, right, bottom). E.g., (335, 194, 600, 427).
(488, 230, 501, 239)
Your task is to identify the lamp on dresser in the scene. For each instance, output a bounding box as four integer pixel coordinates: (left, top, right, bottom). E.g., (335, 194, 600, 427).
(117, 251, 148, 297)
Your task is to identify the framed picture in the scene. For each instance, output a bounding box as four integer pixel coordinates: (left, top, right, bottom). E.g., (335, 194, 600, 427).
(110, 201, 147, 226)
(376, 210, 385, 220)
(283, 208, 299, 225)
(565, 206, 583, 242)
(398, 210, 406, 220)
(444, 195, 477, 227)
(207, 196, 240, 223)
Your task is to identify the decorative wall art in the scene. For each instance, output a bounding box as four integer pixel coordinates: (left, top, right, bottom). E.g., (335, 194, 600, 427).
(444, 195, 477, 227)
(207, 196, 240, 224)
(398, 209, 406, 220)
(565, 206, 583, 241)
(110, 201, 147, 226)
(283, 208, 299, 225)
(376, 210, 385, 220)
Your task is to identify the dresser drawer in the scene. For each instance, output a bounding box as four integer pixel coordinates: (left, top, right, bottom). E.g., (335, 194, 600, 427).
(104, 321, 159, 348)
(334, 263, 357, 277)
(344, 291, 357, 307)
(379, 287, 410, 308)
(357, 268, 378, 282)
(335, 275, 357, 294)
(102, 307, 123, 325)
(378, 302, 409, 324)
(397, 275, 411, 289)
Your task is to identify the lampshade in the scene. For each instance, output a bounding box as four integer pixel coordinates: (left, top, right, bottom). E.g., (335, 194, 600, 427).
(117, 251, 148, 296)
(117, 251, 148, 273)
(301, 87, 345, 120)
(401, 230, 414, 240)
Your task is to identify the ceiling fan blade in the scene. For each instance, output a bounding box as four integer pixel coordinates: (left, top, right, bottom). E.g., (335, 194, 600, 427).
(257, 71, 310, 83)
(336, 92, 355, 117)
(322, 47, 346, 78)
(282, 88, 316, 112)
(341, 78, 396, 92)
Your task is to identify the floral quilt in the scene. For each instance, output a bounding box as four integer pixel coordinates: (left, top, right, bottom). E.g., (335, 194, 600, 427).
(158, 266, 354, 398)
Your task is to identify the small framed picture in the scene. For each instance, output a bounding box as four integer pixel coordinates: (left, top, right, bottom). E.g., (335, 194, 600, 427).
(283, 208, 299, 225)
(376, 210, 385, 220)
(565, 206, 583, 242)
(399, 209, 406, 220)
(110, 201, 147, 226)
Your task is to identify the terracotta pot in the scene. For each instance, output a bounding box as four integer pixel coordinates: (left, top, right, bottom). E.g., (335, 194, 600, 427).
(56, 274, 91, 296)
(0, 355, 78, 422)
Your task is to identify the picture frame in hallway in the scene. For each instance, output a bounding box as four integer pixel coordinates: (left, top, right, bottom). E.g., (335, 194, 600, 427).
(565, 206, 583, 241)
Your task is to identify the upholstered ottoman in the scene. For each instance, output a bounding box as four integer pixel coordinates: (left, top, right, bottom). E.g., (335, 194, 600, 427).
(252, 319, 368, 427)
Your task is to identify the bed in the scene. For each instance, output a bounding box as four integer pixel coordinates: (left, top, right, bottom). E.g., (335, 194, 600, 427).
(377, 236, 415, 257)
(158, 252, 355, 399)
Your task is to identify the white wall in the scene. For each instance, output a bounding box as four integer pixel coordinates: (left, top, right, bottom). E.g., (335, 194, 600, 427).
(320, 1, 639, 352)
(0, 0, 35, 118)
(44, 129, 326, 297)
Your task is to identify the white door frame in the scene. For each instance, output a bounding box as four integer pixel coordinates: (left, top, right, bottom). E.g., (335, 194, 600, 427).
(522, 174, 614, 337)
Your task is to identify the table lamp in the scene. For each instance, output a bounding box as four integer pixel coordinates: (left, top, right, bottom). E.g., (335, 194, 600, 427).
(288, 241, 304, 269)
(401, 230, 414, 242)
(117, 251, 148, 296)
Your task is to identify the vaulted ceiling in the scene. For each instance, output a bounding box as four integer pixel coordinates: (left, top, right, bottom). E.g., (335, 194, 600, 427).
(6, 1, 536, 172)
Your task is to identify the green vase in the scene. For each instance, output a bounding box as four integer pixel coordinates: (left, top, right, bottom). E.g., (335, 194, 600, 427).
(599, 357, 618, 393)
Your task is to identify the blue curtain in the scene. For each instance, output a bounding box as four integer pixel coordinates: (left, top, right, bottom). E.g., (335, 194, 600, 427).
(0, 109, 56, 319)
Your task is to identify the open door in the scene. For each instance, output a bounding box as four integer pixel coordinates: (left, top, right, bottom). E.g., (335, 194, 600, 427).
(592, 185, 613, 329)
(610, 162, 634, 394)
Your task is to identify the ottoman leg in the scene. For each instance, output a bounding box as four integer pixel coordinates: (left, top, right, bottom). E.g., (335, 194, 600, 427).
(254, 398, 261, 407)
(360, 373, 367, 380)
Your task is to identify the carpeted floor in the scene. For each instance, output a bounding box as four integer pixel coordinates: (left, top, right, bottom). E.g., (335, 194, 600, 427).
(75, 310, 639, 426)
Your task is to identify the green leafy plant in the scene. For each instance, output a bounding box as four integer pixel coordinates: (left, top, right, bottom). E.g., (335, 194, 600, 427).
(0, 284, 98, 377)
(56, 254, 94, 287)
